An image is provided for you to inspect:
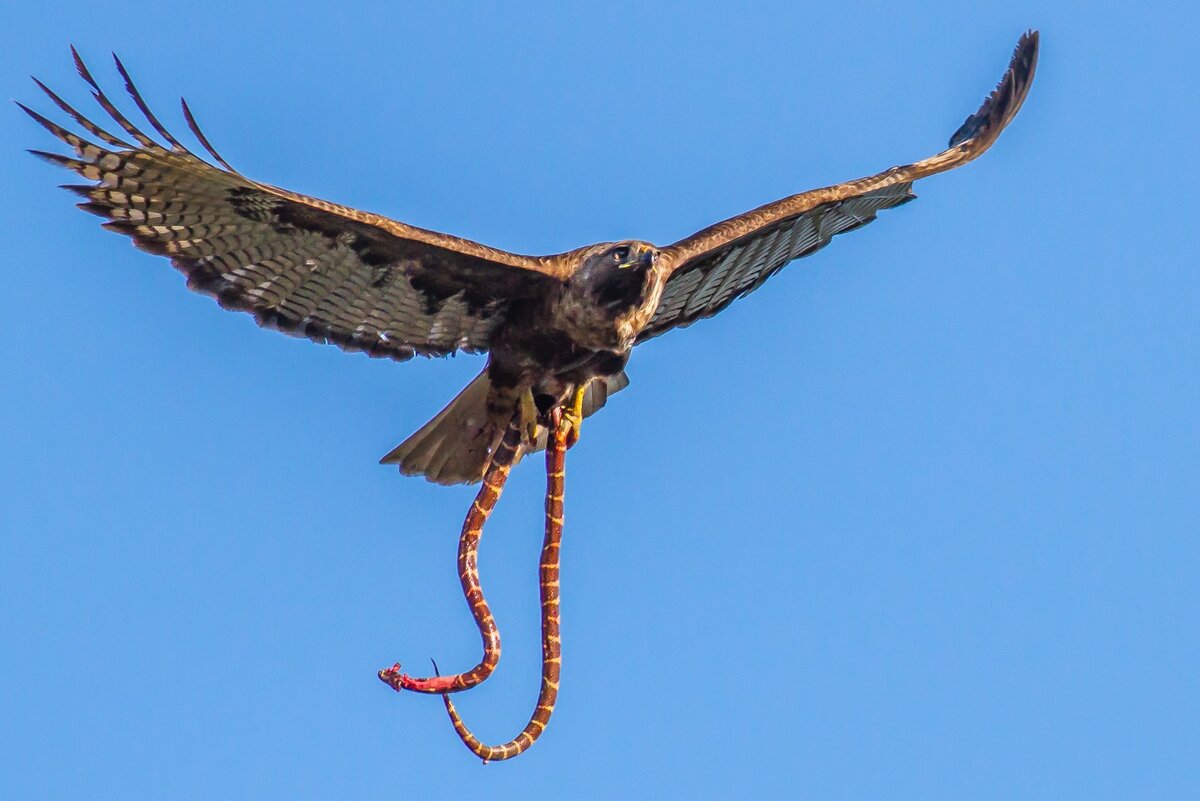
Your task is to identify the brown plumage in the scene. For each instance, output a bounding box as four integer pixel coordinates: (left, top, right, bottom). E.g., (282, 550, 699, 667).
(23, 32, 1038, 484)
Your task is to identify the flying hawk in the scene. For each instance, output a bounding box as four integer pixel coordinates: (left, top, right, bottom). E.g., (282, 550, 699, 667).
(23, 33, 1038, 484)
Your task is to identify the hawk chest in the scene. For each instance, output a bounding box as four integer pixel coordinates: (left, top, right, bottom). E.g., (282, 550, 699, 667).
(549, 268, 659, 352)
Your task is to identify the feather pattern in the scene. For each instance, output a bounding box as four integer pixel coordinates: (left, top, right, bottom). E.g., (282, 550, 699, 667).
(23, 49, 571, 361)
(642, 30, 1038, 342)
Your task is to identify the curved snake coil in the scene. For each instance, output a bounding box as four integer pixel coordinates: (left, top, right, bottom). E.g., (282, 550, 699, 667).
(378, 419, 523, 694)
(442, 408, 568, 762)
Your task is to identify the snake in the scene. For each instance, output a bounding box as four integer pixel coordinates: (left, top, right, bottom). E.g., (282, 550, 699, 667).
(378, 417, 523, 694)
(441, 406, 568, 762)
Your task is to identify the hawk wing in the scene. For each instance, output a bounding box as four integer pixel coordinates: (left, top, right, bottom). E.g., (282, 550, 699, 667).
(640, 30, 1038, 342)
(23, 49, 572, 361)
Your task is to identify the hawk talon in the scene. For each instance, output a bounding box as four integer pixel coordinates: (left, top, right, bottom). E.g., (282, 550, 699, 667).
(525, 421, 541, 447)
(562, 415, 581, 449)
(562, 385, 586, 449)
(519, 390, 540, 446)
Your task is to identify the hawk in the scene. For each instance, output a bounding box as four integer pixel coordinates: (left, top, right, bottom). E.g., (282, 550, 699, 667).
(23, 33, 1038, 484)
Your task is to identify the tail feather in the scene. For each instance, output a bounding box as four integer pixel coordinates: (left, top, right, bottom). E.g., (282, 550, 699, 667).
(380, 370, 502, 485)
(381, 370, 631, 485)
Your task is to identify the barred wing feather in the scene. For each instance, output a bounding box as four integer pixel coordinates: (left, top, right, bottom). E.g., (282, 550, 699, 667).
(22, 49, 567, 362)
(641, 30, 1038, 342)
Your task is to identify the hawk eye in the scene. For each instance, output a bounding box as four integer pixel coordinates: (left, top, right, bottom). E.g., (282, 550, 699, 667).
(612, 246, 630, 263)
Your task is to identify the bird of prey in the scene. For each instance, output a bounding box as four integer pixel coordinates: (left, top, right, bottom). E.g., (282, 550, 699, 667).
(23, 32, 1038, 485)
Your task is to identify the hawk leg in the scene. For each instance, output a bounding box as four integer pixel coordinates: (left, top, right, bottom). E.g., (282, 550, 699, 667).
(519, 388, 541, 447)
(562, 385, 586, 449)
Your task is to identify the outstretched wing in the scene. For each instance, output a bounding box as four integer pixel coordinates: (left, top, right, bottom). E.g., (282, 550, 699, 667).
(640, 30, 1038, 342)
(23, 49, 571, 361)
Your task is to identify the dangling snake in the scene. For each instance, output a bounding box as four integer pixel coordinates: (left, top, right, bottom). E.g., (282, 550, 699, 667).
(441, 405, 568, 762)
(378, 418, 524, 694)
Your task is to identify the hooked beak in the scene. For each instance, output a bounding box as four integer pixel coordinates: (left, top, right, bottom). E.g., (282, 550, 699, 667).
(622, 244, 657, 270)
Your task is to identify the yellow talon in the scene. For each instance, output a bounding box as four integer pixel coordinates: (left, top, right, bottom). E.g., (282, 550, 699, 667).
(519, 389, 540, 445)
(562, 385, 586, 448)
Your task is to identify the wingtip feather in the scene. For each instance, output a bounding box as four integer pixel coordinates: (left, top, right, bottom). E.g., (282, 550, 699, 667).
(112, 51, 185, 150)
(29, 73, 134, 149)
(180, 96, 237, 172)
(71, 45, 100, 90)
(947, 29, 1039, 149)
(27, 148, 73, 167)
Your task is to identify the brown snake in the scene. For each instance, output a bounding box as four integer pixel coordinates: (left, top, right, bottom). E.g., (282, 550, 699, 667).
(441, 406, 568, 762)
(378, 418, 523, 694)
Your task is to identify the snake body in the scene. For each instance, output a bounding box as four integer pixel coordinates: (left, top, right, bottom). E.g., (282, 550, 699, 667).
(378, 419, 523, 694)
(442, 409, 567, 762)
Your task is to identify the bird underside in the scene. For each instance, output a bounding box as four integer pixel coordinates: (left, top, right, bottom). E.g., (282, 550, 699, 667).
(380, 335, 631, 485)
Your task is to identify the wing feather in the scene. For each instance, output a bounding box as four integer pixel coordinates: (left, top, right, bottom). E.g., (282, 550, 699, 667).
(641, 31, 1038, 342)
(25, 50, 571, 361)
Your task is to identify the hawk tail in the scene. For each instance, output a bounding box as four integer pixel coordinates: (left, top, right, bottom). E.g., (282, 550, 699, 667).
(381, 369, 630, 485)
(380, 369, 506, 486)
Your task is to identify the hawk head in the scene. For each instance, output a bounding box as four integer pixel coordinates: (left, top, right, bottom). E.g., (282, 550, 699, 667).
(572, 241, 659, 312)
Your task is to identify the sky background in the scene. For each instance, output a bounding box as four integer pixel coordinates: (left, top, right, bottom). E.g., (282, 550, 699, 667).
(2, 2, 1198, 799)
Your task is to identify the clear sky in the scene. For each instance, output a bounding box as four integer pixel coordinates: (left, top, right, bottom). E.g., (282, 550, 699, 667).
(2, 2, 1197, 799)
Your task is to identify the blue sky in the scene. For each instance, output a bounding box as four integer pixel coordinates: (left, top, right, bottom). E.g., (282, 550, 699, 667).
(2, 2, 1197, 799)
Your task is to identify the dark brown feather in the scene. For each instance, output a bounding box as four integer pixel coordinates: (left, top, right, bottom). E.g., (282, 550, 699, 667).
(642, 30, 1039, 342)
(24, 49, 572, 362)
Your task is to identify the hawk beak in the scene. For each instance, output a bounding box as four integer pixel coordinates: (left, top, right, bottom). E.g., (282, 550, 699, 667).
(616, 244, 656, 269)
